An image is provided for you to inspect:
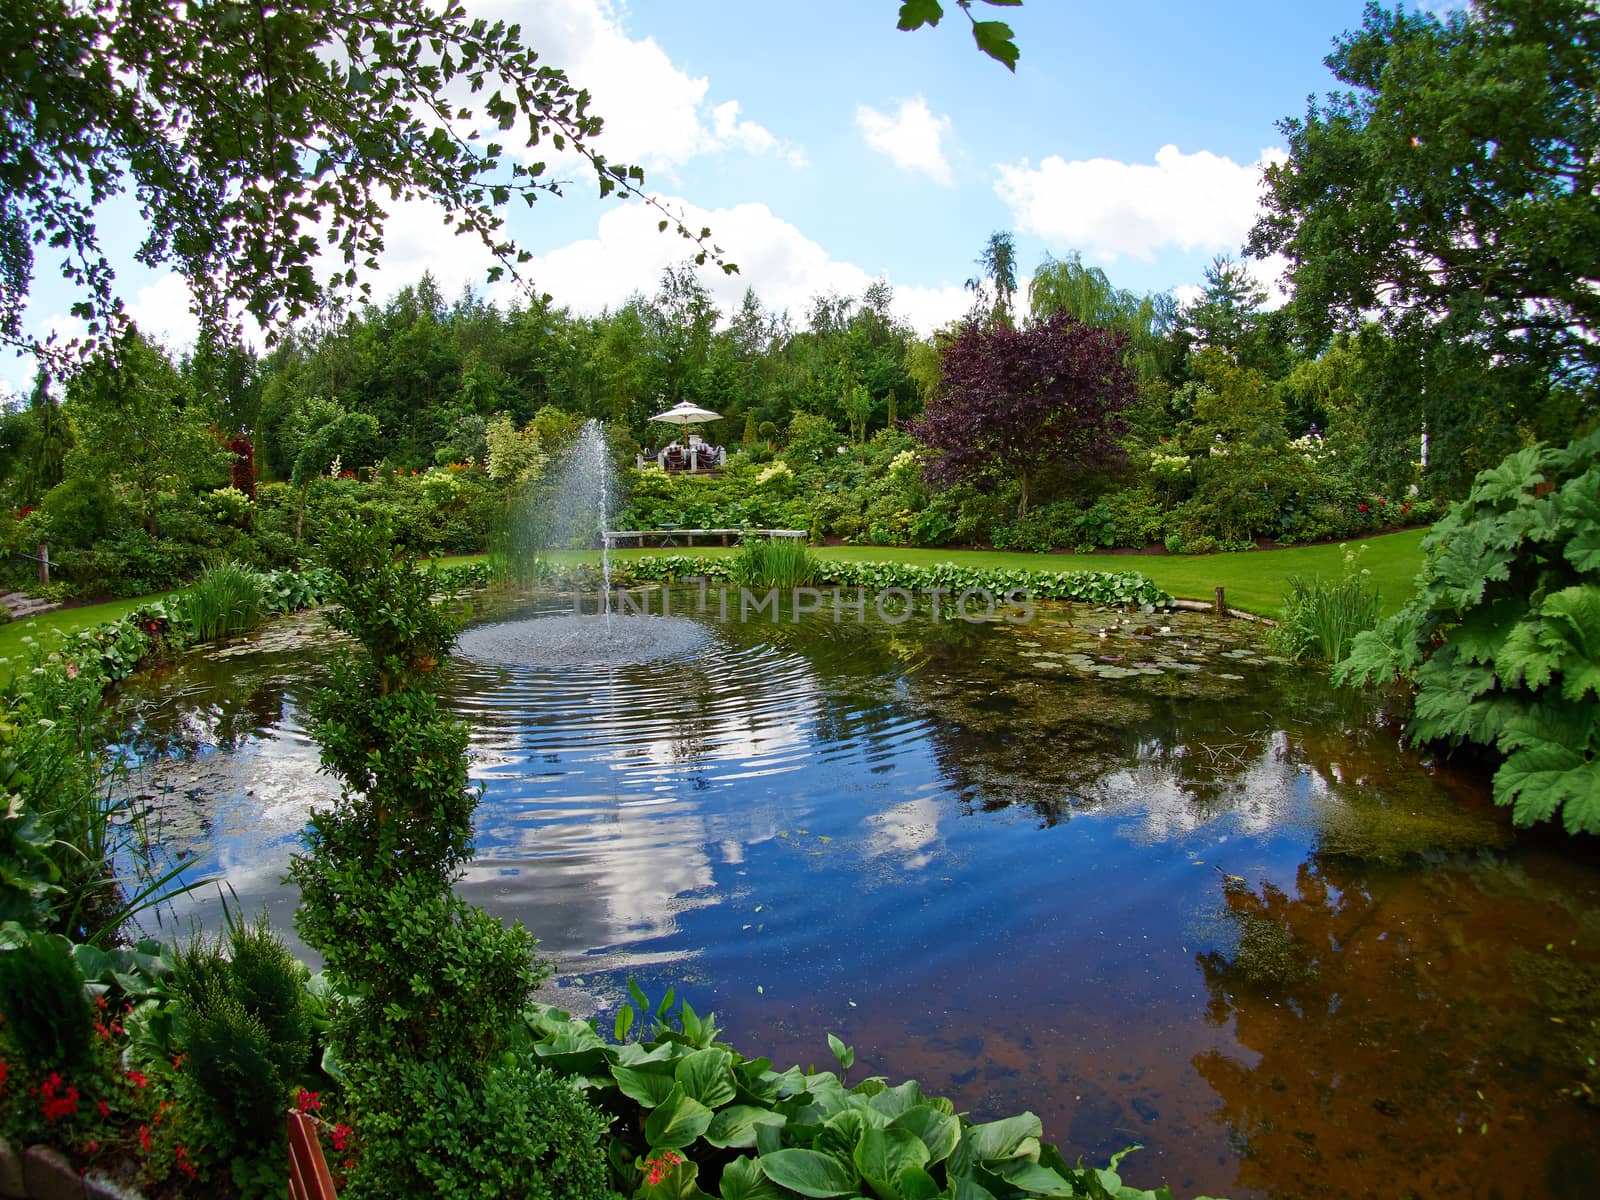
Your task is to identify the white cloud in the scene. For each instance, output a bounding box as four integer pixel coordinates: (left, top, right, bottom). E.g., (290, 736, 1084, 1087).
(994, 143, 1287, 262)
(520, 195, 969, 335)
(489, 0, 803, 171)
(128, 273, 200, 353)
(855, 96, 954, 187)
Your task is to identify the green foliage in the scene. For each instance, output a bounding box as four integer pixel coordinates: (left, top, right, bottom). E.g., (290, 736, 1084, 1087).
(0, 933, 93, 1071)
(1250, 0, 1600, 402)
(730, 539, 820, 589)
(172, 915, 311, 1156)
(289, 522, 585, 1198)
(349, 1056, 613, 1200)
(1335, 432, 1600, 833)
(519, 994, 1205, 1200)
(178, 561, 267, 642)
(895, 1, 1024, 72)
(1274, 550, 1381, 664)
(622, 554, 1172, 609)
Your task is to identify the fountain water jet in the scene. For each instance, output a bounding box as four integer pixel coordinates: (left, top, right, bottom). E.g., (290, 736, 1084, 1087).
(464, 418, 708, 667)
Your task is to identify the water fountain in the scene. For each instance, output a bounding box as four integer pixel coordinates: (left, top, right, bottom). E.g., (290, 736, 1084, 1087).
(459, 418, 709, 668)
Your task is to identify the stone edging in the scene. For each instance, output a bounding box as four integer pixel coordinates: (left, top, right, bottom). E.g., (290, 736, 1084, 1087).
(0, 1140, 145, 1200)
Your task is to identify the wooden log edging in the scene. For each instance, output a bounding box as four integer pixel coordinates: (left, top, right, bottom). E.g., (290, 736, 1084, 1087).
(1168, 597, 1278, 626)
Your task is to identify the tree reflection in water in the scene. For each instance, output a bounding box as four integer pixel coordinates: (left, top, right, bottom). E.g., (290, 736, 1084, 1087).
(1196, 856, 1600, 1198)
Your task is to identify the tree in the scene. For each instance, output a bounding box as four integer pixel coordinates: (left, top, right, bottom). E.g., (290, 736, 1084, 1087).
(910, 311, 1135, 516)
(966, 231, 1019, 327)
(1182, 255, 1267, 363)
(59, 330, 228, 535)
(2, 0, 728, 360)
(1028, 251, 1182, 383)
(1248, 0, 1600, 397)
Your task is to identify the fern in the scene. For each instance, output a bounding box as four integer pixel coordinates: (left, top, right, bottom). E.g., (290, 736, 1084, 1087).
(1335, 430, 1600, 834)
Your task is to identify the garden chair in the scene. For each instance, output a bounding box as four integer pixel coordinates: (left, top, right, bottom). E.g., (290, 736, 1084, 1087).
(287, 1110, 339, 1200)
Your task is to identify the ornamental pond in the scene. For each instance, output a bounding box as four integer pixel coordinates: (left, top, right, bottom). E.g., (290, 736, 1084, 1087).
(112, 586, 1600, 1199)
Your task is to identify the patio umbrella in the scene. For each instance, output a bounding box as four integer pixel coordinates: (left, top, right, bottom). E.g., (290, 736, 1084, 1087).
(649, 400, 721, 427)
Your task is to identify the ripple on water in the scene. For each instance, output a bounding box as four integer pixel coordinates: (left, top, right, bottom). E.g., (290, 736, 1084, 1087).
(456, 613, 710, 668)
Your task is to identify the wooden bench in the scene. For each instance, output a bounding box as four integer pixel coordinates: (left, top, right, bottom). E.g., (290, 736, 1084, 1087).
(288, 1110, 338, 1200)
(603, 528, 807, 549)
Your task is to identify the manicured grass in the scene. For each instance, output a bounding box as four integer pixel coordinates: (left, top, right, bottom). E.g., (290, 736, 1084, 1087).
(0, 594, 162, 669)
(601, 529, 1428, 618)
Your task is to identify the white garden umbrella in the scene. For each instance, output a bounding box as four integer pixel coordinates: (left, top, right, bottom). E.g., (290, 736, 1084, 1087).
(649, 400, 721, 427)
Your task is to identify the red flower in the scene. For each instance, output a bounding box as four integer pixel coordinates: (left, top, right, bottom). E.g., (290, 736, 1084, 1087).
(644, 1151, 684, 1186)
(295, 1088, 321, 1114)
(40, 1082, 79, 1122)
(175, 1145, 197, 1180)
(0, 1059, 9, 1088)
(138, 1125, 152, 1153)
(1358, 503, 1369, 513)
(171, 1054, 186, 1071)
(1378, 497, 1387, 505)
(98, 1100, 111, 1118)
(330, 1124, 354, 1152)
(124, 1069, 147, 1088)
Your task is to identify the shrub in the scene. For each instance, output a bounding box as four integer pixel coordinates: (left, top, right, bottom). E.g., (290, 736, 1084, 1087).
(171, 916, 311, 1157)
(288, 521, 597, 1198)
(352, 1057, 612, 1200)
(1335, 430, 1600, 833)
(1104, 486, 1169, 549)
(0, 934, 94, 1071)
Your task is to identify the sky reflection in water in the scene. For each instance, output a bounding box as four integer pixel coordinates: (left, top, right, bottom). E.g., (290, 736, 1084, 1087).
(112, 590, 1600, 1199)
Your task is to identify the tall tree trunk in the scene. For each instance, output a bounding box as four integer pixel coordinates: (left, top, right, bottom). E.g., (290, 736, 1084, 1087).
(1016, 471, 1031, 518)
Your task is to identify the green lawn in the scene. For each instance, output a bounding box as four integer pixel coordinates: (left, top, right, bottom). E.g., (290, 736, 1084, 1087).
(0, 530, 1426, 669)
(602, 528, 1428, 618)
(0, 594, 164, 667)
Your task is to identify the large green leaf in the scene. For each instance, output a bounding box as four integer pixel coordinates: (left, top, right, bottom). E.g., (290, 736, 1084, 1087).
(759, 1148, 860, 1198)
(719, 1156, 784, 1200)
(854, 1128, 931, 1199)
(867, 1081, 925, 1120)
(614, 1062, 679, 1108)
(1495, 741, 1600, 834)
(705, 1106, 787, 1150)
(1558, 470, 1600, 572)
(899, 1166, 941, 1200)
(948, 1112, 1043, 1176)
(1539, 586, 1600, 701)
(991, 1158, 1075, 1196)
(888, 1107, 960, 1165)
(677, 1047, 739, 1109)
(645, 1083, 716, 1150)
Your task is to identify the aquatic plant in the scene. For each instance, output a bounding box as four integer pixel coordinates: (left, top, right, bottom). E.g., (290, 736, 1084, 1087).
(1274, 548, 1380, 663)
(729, 537, 820, 588)
(519, 985, 1204, 1200)
(177, 561, 266, 642)
(624, 553, 1174, 608)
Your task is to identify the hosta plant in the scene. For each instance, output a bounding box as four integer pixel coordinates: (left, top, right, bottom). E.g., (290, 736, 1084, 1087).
(518, 986, 1221, 1200)
(1334, 430, 1600, 833)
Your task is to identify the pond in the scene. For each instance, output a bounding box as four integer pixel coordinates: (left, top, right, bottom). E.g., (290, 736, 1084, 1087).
(111, 586, 1600, 1199)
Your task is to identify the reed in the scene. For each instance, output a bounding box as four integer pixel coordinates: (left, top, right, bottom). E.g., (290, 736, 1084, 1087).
(1276, 569, 1381, 664)
(180, 560, 267, 642)
(730, 537, 819, 588)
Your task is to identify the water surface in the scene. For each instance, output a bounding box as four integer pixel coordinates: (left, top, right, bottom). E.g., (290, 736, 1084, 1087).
(112, 588, 1600, 1198)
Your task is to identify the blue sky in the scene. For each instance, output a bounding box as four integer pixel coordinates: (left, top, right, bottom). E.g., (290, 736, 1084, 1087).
(5, 0, 1423, 397)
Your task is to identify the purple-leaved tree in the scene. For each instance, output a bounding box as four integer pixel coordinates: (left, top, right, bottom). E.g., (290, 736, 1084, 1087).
(911, 312, 1135, 517)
